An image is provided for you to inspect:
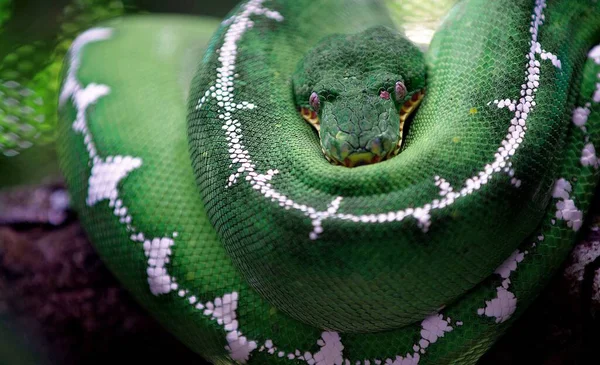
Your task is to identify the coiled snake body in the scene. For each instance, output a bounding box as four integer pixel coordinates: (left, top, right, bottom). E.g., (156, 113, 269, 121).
(3, 0, 600, 363)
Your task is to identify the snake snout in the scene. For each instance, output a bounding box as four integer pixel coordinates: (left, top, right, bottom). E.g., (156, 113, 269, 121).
(342, 150, 381, 167)
(317, 93, 402, 167)
(327, 130, 397, 167)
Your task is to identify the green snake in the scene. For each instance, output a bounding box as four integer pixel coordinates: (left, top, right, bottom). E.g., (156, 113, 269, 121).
(3, 0, 600, 363)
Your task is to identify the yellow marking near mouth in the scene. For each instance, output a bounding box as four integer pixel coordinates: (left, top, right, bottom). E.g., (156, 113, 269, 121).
(397, 89, 425, 153)
(344, 151, 380, 167)
(300, 107, 320, 131)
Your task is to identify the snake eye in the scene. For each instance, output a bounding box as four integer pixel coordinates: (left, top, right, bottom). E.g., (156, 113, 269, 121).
(395, 81, 407, 102)
(309, 92, 320, 112)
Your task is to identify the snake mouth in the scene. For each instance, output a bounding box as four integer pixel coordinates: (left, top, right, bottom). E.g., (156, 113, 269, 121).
(324, 149, 381, 167)
(343, 151, 381, 167)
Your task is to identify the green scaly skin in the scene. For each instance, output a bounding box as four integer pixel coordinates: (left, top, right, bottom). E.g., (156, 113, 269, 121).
(3, 0, 600, 364)
(292, 26, 426, 166)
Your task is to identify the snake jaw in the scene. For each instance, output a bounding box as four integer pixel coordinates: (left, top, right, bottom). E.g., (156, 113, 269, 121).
(322, 148, 335, 163)
(396, 88, 425, 151)
(300, 107, 320, 131)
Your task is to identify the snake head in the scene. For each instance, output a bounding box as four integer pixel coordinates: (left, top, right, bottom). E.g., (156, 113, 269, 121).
(292, 26, 426, 167)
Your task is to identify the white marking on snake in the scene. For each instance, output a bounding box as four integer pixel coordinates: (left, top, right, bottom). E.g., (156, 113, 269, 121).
(310, 197, 343, 240)
(564, 240, 600, 304)
(581, 143, 599, 169)
(61, 28, 177, 296)
(59, 28, 112, 106)
(573, 104, 591, 129)
(312, 332, 344, 365)
(478, 285, 517, 324)
(181, 290, 257, 362)
(86, 155, 142, 206)
(477, 249, 527, 323)
(592, 45, 600, 103)
(552, 178, 583, 231)
(589, 45, 600, 64)
(495, 250, 526, 279)
(575, 46, 600, 167)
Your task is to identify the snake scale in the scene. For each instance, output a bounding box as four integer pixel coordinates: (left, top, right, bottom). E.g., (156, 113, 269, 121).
(2, 0, 600, 363)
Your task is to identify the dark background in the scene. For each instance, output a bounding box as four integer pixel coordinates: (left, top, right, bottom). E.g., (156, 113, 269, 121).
(134, 0, 240, 16)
